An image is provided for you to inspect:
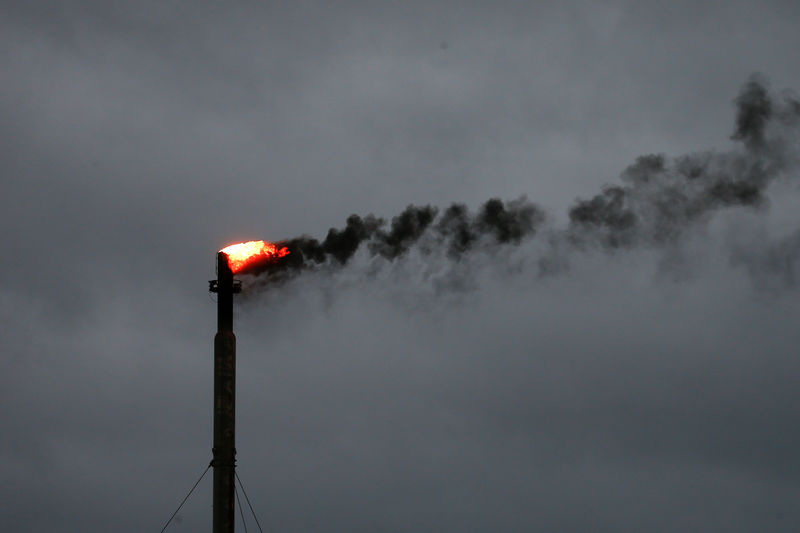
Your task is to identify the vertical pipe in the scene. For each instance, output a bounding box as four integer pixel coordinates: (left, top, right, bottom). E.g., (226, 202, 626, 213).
(213, 252, 236, 533)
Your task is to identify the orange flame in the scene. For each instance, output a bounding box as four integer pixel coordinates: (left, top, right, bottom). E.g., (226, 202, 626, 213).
(220, 240, 290, 274)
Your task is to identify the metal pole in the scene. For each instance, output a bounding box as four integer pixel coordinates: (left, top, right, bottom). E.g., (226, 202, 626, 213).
(211, 252, 237, 533)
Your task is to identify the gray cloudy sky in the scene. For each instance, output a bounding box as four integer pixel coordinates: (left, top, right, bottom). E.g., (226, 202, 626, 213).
(2, 1, 800, 531)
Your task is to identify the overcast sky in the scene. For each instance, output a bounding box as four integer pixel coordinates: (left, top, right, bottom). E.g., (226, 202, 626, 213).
(2, 1, 800, 531)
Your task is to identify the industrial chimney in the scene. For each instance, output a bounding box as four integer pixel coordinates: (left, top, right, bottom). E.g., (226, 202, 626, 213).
(207, 240, 288, 533)
(209, 252, 241, 533)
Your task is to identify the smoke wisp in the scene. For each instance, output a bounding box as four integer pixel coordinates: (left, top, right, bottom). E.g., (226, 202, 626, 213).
(244, 76, 799, 292)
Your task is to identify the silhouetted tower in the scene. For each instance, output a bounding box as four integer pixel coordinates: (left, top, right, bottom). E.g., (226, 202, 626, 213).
(209, 252, 240, 533)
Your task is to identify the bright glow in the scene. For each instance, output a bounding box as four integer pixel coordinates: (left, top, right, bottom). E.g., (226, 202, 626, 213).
(220, 240, 290, 273)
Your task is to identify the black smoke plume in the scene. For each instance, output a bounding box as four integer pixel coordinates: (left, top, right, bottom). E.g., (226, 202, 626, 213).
(254, 198, 546, 278)
(248, 76, 799, 284)
(567, 75, 797, 251)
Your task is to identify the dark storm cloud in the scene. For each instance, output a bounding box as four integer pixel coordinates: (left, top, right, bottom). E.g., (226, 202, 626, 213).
(2, 1, 800, 532)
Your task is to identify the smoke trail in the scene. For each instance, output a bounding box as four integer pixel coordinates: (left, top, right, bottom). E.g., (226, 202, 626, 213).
(567, 75, 798, 252)
(250, 76, 800, 285)
(255, 198, 546, 278)
(730, 228, 800, 289)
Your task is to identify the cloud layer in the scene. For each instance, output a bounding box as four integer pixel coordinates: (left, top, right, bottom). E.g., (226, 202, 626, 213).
(2, 2, 800, 532)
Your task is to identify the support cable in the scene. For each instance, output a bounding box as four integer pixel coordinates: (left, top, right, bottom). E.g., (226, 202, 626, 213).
(235, 471, 265, 533)
(158, 464, 211, 533)
(234, 482, 250, 533)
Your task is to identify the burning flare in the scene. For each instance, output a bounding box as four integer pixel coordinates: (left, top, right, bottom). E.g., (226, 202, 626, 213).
(220, 240, 289, 274)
